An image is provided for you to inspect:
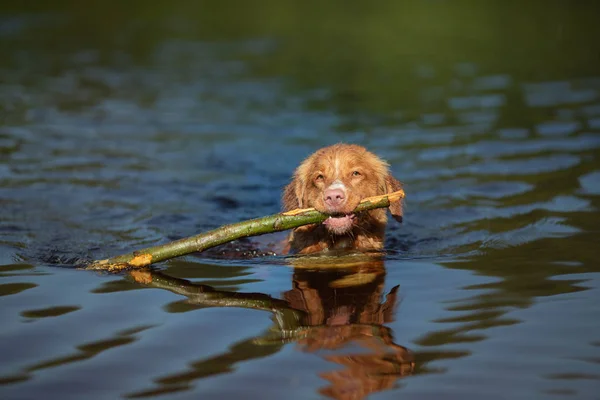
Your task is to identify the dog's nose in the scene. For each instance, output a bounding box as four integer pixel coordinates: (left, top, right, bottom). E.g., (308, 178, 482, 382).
(324, 188, 346, 209)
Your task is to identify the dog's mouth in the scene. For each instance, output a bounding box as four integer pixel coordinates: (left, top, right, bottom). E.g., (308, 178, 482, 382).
(323, 213, 356, 234)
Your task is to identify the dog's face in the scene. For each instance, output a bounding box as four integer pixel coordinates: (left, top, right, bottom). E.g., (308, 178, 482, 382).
(283, 144, 403, 235)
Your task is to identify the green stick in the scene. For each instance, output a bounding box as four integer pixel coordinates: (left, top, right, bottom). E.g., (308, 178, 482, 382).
(87, 190, 405, 271)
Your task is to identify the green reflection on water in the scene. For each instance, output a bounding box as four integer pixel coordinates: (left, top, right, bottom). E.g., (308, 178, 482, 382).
(2, 2, 599, 115)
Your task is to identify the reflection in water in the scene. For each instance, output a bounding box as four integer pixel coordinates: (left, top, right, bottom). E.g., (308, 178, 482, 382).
(285, 259, 413, 399)
(20, 305, 80, 319)
(0, 324, 154, 386)
(123, 257, 414, 399)
(0, 282, 37, 297)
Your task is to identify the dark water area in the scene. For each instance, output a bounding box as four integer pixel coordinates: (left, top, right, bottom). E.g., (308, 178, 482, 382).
(1, 2, 600, 399)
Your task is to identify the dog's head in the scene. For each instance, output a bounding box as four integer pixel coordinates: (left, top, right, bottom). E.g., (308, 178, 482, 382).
(283, 144, 403, 235)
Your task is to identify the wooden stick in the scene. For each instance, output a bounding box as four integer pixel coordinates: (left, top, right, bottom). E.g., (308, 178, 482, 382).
(86, 189, 405, 271)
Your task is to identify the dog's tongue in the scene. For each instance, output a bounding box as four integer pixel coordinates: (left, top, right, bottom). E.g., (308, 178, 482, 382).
(323, 214, 355, 234)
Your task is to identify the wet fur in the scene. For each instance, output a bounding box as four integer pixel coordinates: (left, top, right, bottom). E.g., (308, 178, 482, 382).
(283, 144, 403, 254)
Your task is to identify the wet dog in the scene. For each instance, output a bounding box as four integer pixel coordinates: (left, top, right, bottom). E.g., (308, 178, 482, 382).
(282, 144, 403, 254)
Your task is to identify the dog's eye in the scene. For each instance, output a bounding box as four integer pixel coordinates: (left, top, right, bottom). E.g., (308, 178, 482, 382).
(352, 171, 361, 177)
(315, 174, 324, 181)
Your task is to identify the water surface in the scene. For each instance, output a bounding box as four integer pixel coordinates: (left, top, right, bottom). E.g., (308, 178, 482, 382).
(1, 3, 600, 399)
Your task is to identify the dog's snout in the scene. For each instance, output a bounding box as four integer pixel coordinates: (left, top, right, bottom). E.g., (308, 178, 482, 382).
(324, 188, 346, 209)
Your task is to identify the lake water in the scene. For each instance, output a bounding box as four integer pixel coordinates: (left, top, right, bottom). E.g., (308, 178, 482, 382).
(1, 3, 600, 399)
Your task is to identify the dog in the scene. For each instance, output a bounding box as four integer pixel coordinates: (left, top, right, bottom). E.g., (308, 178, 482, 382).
(282, 144, 403, 254)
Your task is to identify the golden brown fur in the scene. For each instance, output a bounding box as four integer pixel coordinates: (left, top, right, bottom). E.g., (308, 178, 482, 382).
(283, 144, 403, 254)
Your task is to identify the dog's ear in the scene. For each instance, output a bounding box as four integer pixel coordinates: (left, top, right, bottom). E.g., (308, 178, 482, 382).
(282, 175, 305, 211)
(385, 174, 404, 223)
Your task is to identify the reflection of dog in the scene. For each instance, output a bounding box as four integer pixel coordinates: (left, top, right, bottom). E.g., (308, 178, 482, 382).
(127, 257, 414, 400)
(283, 144, 403, 254)
(284, 259, 414, 399)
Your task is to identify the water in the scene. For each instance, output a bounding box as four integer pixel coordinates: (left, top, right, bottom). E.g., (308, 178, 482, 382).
(1, 2, 600, 399)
